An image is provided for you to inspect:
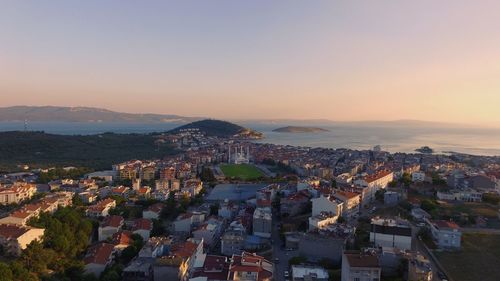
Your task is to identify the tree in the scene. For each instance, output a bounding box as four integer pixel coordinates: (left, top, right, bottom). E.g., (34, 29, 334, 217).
(0, 262, 13, 281)
(288, 256, 307, 266)
(331, 180, 337, 188)
(375, 189, 386, 203)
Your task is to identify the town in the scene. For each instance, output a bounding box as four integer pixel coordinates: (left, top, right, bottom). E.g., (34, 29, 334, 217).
(0, 127, 499, 281)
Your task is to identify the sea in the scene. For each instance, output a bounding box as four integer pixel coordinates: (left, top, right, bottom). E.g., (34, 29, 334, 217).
(1, 121, 499, 156)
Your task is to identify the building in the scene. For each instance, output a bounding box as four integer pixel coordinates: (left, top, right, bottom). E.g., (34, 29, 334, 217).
(0, 182, 37, 205)
(155, 239, 204, 281)
(98, 215, 124, 241)
(280, 191, 311, 217)
(412, 172, 426, 183)
(331, 190, 360, 217)
(428, 220, 462, 249)
(298, 225, 354, 265)
(341, 251, 381, 281)
(370, 218, 412, 250)
(191, 255, 230, 281)
(173, 212, 206, 233)
(291, 265, 329, 281)
(228, 252, 273, 281)
(84, 243, 116, 277)
(311, 195, 344, 217)
(86, 198, 116, 218)
(436, 189, 482, 202)
(355, 170, 394, 206)
(123, 258, 154, 281)
(132, 218, 153, 241)
(139, 236, 173, 258)
(0, 224, 45, 256)
(192, 217, 224, 250)
(309, 212, 339, 231)
(252, 207, 272, 238)
(111, 230, 133, 252)
(143, 203, 164, 220)
(221, 221, 247, 256)
(141, 166, 156, 181)
(383, 192, 401, 206)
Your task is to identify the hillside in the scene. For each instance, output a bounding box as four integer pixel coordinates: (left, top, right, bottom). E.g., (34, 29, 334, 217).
(0, 106, 199, 123)
(273, 126, 329, 133)
(0, 131, 175, 171)
(169, 119, 263, 138)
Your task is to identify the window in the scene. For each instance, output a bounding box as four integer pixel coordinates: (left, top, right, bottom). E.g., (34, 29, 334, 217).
(354, 278, 360, 281)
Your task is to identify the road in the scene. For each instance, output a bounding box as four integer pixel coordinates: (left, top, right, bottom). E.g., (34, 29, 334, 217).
(271, 211, 296, 281)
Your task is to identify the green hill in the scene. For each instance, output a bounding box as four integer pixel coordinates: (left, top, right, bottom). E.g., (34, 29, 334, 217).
(169, 119, 263, 138)
(0, 131, 175, 171)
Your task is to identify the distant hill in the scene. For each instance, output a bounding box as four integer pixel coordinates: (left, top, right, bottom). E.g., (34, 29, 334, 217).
(273, 126, 329, 133)
(169, 119, 263, 138)
(0, 106, 199, 123)
(0, 131, 175, 171)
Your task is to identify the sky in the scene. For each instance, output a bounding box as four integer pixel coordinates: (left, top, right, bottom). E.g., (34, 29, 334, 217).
(1, 1, 500, 125)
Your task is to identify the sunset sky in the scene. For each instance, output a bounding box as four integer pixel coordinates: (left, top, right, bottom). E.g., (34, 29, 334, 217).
(1, 1, 500, 125)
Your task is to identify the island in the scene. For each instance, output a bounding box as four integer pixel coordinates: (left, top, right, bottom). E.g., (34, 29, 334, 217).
(272, 126, 329, 133)
(168, 119, 263, 139)
(415, 146, 434, 154)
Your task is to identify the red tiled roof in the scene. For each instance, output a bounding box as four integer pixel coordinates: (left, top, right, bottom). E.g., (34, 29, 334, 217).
(132, 218, 152, 231)
(0, 224, 33, 239)
(171, 241, 197, 259)
(102, 215, 124, 228)
(364, 170, 393, 183)
(344, 251, 380, 268)
(432, 220, 460, 230)
(147, 203, 164, 213)
(111, 231, 132, 246)
(84, 243, 115, 265)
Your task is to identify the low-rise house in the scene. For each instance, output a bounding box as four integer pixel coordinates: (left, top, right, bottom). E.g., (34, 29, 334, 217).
(111, 230, 133, 252)
(341, 251, 381, 281)
(437, 189, 482, 202)
(182, 179, 203, 197)
(143, 203, 164, 220)
(155, 239, 204, 281)
(228, 252, 273, 281)
(132, 218, 153, 241)
(370, 218, 412, 250)
(86, 198, 116, 218)
(291, 265, 329, 281)
(191, 255, 230, 281)
(412, 172, 426, 183)
(98, 215, 124, 241)
(84, 242, 116, 277)
(0, 182, 37, 205)
(139, 236, 173, 258)
(173, 212, 206, 233)
(0, 224, 45, 256)
(428, 220, 462, 249)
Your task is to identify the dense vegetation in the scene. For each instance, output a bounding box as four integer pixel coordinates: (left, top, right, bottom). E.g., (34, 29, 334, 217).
(169, 119, 261, 137)
(0, 207, 94, 281)
(0, 131, 175, 171)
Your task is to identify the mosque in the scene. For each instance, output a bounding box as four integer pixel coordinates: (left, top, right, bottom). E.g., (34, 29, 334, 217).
(228, 145, 250, 164)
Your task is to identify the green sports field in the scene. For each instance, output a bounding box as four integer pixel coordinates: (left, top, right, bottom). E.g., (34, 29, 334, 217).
(220, 164, 264, 180)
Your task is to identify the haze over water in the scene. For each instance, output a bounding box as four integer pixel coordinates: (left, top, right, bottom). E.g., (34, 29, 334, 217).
(1, 121, 499, 156)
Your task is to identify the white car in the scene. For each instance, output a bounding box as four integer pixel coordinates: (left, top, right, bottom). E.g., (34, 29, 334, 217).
(284, 271, 289, 277)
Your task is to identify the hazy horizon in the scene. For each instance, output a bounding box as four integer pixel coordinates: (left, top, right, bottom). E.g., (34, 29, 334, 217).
(2, 1, 500, 126)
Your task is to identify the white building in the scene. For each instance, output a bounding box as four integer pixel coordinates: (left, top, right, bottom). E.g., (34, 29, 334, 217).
(98, 215, 124, 241)
(370, 218, 412, 250)
(355, 170, 394, 206)
(253, 207, 272, 238)
(412, 172, 426, 183)
(311, 195, 344, 217)
(291, 265, 329, 281)
(0, 224, 45, 256)
(428, 220, 462, 249)
(309, 212, 339, 231)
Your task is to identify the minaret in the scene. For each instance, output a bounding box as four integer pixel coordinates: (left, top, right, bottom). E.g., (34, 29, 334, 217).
(228, 145, 231, 163)
(247, 146, 250, 160)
